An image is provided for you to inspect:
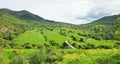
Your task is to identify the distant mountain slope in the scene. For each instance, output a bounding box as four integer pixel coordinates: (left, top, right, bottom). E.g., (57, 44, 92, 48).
(79, 14, 120, 40)
(90, 14, 120, 26)
(0, 8, 120, 41)
(0, 9, 72, 42)
(0, 8, 45, 21)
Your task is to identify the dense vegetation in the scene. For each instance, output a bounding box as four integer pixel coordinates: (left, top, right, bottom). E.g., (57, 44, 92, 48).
(0, 8, 120, 64)
(1, 48, 120, 64)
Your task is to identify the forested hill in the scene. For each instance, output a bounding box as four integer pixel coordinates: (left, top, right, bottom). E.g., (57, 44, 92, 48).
(0, 14, 31, 41)
(0, 8, 74, 44)
(0, 8, 120, 51)
(79, 14, 120, 40)
(0, 8, 120, 44)
(91, 14, 120, 26)
(0, 8, 45, 21)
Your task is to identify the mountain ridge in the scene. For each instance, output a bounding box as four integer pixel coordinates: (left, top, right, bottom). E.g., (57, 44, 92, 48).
(1, 8, 120, 26)
(0, 8, 45, 21)
(0, 8, 120, 41)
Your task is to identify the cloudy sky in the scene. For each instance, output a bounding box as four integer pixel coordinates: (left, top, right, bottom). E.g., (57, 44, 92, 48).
(0, 0, 120, 24)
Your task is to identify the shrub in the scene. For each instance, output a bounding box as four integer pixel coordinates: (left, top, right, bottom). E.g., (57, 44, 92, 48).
(49, 40, 59, 46)
(10, 55, 25, 64)
(0, 55, 4, 64)
(114, 44, 120, 49)
(86, 43, 95, 49)
(41, 31, 43, 34)
(70, 35, 77, 41)
(43, 35, 48, 41)
(96, 52, 120, 64)
(24, 43, 32, 49)
(67, 59, 80, 64)
(29, 50, 46, 64)
(115, 42, 120, 45)
(72, 43, 77, 48)
(79, 38, 84, 42)
(98, 45, 112, 49)
(0, 53, 9, 64)
(45, 49, 63, 64)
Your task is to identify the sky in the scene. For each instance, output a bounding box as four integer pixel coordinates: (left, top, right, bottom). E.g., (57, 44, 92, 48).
(0, 0, 120, 24)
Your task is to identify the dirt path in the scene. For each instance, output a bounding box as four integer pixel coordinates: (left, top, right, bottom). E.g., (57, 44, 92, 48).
(65, 41, 76, 49)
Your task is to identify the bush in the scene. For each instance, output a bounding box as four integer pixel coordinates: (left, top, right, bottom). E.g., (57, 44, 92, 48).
(96, 52, 120, 64)
(10, 55, 25, 64)
(114, 44, 120, 49)
(98, 45, 112, 49)
(0, 47, 9, 64)
(45, 49, 63, 64)
(0, 55, 4, 64)
(67, 59, 80, 64)
(79, 38, 84, 42)
(115, 42, 120, 45)
(86, 43, 95, 49)
(70, 35, 77, 41)
(49, 40, 59, 46)
(29, 50, 46, 64)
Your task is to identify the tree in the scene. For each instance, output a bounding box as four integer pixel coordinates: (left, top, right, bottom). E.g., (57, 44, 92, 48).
(79, 38, 84, 42)
(70, 35, 77, 41)
(115, 18, 120, 40)
(29, 50, 46, 64)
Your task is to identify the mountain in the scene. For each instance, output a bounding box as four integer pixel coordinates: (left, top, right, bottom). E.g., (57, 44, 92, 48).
(90, 14, 120, 26)
(79, 14, 120, 40)
(0, 8, 73, 42)
(0, 8, 45, 21)
(0, 8, 120, 50)
(0, 8, 120, 42)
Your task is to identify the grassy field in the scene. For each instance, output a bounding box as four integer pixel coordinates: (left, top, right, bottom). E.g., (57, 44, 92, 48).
(12, 29, 117, 49)
(12, 29, 71, 46)
(13, 30, 45, 45)
(43, 30, 71, 43)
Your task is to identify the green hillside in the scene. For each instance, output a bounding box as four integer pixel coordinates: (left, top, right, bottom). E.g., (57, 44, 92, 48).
(13, 30, 45, 45)
(0, 8, 120, 64)
(0, 8, 120, 49)
(78, 14, 120, 40)
(0, 14, 31, 42)
(0, 8, 45, 21)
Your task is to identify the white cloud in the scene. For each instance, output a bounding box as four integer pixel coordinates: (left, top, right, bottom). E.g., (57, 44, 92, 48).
(0, 0, 120, 24)
(76, 0, 120, 22)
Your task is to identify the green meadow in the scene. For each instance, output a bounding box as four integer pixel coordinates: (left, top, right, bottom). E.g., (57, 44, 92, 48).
(0, 8, 120, 64)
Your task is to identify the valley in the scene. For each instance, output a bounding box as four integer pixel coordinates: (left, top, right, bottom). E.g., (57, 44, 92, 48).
(0, 9, 120, 64)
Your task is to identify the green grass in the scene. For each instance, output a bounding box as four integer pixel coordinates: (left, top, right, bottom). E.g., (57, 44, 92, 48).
(12, 29, 117, 48)
(13, 30, 45, 45)
(43, 30, 71, 44)
(13, 29, 71, 45)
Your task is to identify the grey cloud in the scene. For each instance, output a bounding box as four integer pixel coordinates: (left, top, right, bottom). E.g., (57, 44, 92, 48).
(75, 2, 119, 22)
(77, 0, 120, 23)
